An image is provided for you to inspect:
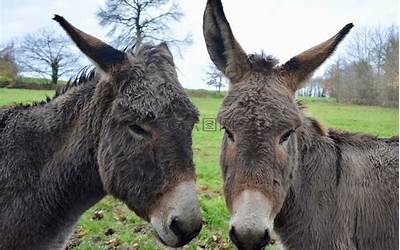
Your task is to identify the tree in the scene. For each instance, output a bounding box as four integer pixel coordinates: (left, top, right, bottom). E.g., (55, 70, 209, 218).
(97, 0, 191, 52)
(323, 25, 398, 106)
(322, 58, 345, 101)
(205, 64, 226, 94)
(17, 29, 80, 84)
(349, 60, 376, 104)
(382, 26, 399, 106)
(346, 27, 375, 65)
(0, 43, 19, 81)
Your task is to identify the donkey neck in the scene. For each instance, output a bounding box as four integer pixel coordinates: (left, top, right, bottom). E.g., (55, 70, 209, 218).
(274, 117, 340, 247)
(37, 81, 110, 214)
(1, 81, 111, 249)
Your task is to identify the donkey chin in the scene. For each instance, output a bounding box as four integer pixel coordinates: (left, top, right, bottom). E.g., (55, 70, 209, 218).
(149, 181, 202, 247)
(229, 190, 276, 250)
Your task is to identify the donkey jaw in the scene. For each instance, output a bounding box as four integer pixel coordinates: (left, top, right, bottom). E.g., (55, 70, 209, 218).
(229, 190, 275, 249)
(149, 180, 202, 247)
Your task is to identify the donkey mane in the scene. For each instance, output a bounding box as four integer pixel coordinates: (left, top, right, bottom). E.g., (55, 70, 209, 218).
(0, 67, 97, 111)
(55, 65, 97, 98)
(6, 98, 52, 110)
(328, 129, 399, 146)
(55, 43, 160, 97)
(248, 53, 279, 74)
(6, 44, 172, 111)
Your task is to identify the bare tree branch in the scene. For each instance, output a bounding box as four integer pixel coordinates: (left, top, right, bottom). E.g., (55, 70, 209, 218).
(16, 29, 81, 84)
(323, 25, 399, 107)
(97, 0, 191, 54)
(204, 63, 226, 94)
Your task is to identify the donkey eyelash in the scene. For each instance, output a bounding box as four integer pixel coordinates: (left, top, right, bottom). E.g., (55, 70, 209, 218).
(128, 124, 150, 137)
(279, 129, 295, 144)
(222, 127, 235, 142)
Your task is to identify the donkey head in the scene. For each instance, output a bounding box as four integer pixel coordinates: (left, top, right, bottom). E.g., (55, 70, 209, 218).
(203, 1, 352, 249)
(54, 15, 202, 247)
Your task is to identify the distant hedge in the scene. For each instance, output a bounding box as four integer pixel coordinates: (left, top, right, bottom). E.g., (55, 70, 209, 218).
(0, 81, 58, 90)
(0, 76, 227, 96)
(0, 77, 67, 90)
(185, 89, 226, 97)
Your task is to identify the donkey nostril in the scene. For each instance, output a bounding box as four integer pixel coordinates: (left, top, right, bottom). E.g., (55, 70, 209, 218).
(168, 216, 202, 247)
(229, 226, 242, 248)
(169, 217, 184, 237)
(256, 229, 271, 249)
(229, 226, 271, 250)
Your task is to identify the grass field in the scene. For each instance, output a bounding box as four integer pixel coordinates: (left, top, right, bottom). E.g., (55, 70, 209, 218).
(0, 88, 54, 106)
(0, 88, 398, 249)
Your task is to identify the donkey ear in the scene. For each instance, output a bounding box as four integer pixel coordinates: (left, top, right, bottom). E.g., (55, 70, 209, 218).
(281, 23, 353, 92)
(53, 15, 126, 73)
(157, 42, 174, 58)
(203, 0, 251, 84)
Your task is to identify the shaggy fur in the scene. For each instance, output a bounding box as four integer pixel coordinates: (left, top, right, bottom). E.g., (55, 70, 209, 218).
(203, 0, 398, 249)
(0, 18, 198, 250)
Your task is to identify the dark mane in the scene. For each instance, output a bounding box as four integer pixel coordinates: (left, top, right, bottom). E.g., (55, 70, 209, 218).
(296, 99, 306, 110)
(327, 129, 399, 144)
(55, 65, 97, 97)
(248, 52, 279, 73)
(6, 43, 168, 110)
(54, 43, 159, 98)
(2, 66, 97, 110)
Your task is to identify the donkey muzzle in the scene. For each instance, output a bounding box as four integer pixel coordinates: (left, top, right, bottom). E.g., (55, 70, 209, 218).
(229, 190, 274, 250)
(150, 180, 202, 247)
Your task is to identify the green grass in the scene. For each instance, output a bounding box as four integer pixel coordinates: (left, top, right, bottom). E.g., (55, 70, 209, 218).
(0, 88, 54, 106)
(299, 97, 398, 137)
(0, 89, 398, 249)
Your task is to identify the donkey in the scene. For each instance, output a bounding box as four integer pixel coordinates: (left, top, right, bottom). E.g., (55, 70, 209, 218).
(203, 0, 399, 249)
(0, 15, 202, 250)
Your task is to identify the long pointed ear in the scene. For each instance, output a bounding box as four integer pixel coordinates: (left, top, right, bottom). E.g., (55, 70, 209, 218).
(281, 23, 353, 92)
(203, 0, 250, 84)
(53, 15, 125, 73)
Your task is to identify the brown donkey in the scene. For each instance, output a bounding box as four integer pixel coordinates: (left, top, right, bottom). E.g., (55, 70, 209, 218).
(203, 0, 398, 249)
(0, 16, 202, 249)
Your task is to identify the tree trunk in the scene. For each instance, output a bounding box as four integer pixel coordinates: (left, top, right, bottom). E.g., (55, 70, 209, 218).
(218, 76, 222, 95)
(135, 2, 142, 45)
(51, 61, 59, 85)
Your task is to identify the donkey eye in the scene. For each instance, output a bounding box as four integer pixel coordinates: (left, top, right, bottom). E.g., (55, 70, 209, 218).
(223, 127, 235, 142)
(128, 124, 149, 137)
(279, 130, 294, 145)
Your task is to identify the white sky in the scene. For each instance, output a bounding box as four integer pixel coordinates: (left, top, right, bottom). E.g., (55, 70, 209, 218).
(0, 0, 398, 89)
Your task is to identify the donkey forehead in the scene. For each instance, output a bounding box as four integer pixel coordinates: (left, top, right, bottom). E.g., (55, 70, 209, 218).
(117, 82, 198, 121)
(113, 44, 176, 83)
(218, 84, 301, 129)
(114, 45, 198, 121)
(126, 44, 175, 68)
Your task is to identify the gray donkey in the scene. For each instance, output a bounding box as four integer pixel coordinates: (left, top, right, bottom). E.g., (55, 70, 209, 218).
(0, 15, 202, 250)
(203, 0, 398, 249)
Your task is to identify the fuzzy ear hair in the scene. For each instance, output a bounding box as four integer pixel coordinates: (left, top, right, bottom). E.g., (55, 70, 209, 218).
(157, 42, 174, 58)
(203, 0, 251, 84)
(53, 15, 126, 73)
(280, 23, 353, 92)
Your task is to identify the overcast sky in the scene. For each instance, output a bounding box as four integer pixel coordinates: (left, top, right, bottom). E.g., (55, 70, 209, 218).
(0, 0, 398, 89)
